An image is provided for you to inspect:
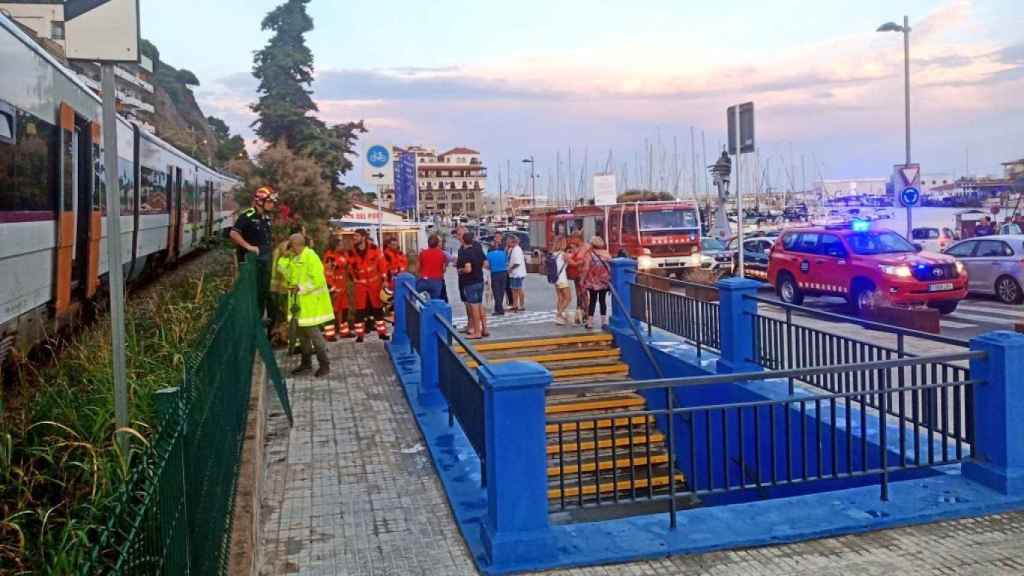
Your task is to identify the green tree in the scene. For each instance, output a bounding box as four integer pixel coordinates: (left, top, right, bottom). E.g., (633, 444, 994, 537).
(176, 69, 200, 87)
(208, 116, 248, 166)
(251, 0, 319, 148)
(300, 119, 366, 189)
(241, 142, 352, 243)
(618, 190, 676, 202)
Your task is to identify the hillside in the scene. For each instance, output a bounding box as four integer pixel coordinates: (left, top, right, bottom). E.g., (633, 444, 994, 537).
(138, 40, 219, 164)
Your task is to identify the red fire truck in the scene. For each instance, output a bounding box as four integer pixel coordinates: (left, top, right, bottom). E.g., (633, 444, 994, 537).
(528, 201, 703, 274)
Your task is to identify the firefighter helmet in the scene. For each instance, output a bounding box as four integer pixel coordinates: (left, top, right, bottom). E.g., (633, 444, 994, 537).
(254, 186, 279, 204)
(380, 287, 393, 305)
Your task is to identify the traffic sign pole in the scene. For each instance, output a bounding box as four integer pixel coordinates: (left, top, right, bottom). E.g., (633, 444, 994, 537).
(102, 64, 129, 455)
(735, 105, 744, 278)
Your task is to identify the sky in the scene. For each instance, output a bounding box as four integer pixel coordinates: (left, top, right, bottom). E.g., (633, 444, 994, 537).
(141, 0, 1024, 198)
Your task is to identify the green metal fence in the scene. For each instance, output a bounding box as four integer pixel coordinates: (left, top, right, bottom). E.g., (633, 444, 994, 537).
(81, 261, 290, 575)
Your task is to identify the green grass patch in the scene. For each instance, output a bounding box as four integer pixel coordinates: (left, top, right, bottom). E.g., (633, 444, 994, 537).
(0, 247, 236, 574)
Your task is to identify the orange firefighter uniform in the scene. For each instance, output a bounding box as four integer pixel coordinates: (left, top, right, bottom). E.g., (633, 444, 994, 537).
(383, 245, 409, 289)
(349, 241, 390, 341)
(322, 247, 352, 340)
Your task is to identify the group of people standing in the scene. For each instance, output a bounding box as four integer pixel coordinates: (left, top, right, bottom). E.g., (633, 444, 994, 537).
(550, 233, 612, 329)
(229, 186, 409, 379)
(413, 228, 527, 339)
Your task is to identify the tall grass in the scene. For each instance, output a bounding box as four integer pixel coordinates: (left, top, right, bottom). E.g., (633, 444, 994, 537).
(0, 247, 236, 574)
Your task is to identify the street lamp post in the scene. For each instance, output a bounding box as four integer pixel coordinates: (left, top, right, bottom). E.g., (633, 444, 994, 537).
(878, 15, 912, 237)
(522, 156, 536, 211)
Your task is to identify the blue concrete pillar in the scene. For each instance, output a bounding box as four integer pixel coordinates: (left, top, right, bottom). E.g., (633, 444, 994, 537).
(479, 361, 553, 568)
(609, 257, 638, 334)
(715, 277, 763, 374)
(391, 272, 416, 351)
(418, 299, 452, 405)
(963, 331, 1024, 495)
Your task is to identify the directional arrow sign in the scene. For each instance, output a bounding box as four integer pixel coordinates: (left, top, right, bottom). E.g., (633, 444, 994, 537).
(362, 143, 394, 183)
(64, 0, 140, 63)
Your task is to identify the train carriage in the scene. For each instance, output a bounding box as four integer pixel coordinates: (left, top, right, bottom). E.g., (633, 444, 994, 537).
(0, 13, 239, 364)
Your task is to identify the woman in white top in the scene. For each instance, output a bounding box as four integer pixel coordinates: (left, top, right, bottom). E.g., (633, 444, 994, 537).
(507, 236, 527, 312)
(552, 237, 572, 325)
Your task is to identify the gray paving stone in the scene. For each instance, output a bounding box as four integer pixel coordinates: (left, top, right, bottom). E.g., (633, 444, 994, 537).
(256, 337, 1024, 576)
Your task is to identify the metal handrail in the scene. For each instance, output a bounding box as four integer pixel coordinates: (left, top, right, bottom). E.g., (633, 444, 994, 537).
(549, 350, 986, 395)
(744, 294, 970, 348)
(402, 279, 429, 306)
(435, 312, 489, 372)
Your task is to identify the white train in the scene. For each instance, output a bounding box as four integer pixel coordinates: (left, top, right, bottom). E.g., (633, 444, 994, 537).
(0, 14, 240, 365)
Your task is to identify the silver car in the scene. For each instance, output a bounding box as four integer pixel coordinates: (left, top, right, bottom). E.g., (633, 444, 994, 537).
(943, 235, 1024, 304)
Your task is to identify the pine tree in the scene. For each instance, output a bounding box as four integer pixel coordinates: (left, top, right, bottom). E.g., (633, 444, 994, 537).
(251, 0, 318, 148)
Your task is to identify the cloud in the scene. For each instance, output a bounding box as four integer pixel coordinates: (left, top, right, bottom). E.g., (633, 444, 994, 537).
(196, 0, 1022, 185)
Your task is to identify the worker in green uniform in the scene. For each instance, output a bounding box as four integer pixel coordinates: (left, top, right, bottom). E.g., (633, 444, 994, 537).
(278, 233, 334, 377)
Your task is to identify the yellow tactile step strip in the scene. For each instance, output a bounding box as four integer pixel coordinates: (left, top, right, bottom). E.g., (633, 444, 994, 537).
(550, 363, 630, 380)
(545, 393, 645, 414)
(548, 474, 686, 500)
(548, 432, 667, 455)
(544, 415, 653, 434)
(464, 349, 621, 369)
(547, 454, 669, 477)
(458, 333, 613, 353)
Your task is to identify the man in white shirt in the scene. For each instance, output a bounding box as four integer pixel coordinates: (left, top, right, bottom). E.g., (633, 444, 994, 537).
(507, 236, 527, 312)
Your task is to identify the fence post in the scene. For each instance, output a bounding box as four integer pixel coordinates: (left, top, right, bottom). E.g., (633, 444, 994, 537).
(419, 298, 452, 406)
(962, 330, 1024, 495)
(609, 257, 638, 334)
(392, 272, 416, 351)
(715, 277, 763, 374)
(479, 361, 553, 569)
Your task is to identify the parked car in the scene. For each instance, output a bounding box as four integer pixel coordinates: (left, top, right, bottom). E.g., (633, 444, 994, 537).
(700, 236, 735, 272)
(735, 236, 777, 281)
(767, 224, 967, 315)
(943, 235, 1024, 304)
(911, 227, 957, 253)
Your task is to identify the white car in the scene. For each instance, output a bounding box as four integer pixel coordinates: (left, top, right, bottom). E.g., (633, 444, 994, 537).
(911, 227, 956, 253)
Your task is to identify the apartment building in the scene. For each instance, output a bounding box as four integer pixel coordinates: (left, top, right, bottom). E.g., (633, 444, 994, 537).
(0, 1, 156, 129)
(379, 146, 487, 218)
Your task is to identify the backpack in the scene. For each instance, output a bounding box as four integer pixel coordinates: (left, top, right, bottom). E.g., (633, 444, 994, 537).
(545, 253, 559, 283)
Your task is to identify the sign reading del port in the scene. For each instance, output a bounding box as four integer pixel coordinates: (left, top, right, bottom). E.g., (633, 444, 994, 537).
(362, 143, 394, 184)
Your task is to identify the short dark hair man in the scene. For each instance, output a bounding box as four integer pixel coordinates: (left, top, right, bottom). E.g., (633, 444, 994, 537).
(456, 231, 488, 338)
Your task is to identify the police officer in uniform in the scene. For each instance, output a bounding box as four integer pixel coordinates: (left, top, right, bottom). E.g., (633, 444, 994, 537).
(230, 186, 278, 321)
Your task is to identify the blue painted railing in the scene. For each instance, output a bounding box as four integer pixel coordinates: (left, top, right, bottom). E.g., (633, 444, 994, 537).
(436, 316, 488, 474)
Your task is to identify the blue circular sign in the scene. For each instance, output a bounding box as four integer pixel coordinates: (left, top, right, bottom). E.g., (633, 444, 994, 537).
(367, 145, 390, 168)
(900, 186, 921, 207)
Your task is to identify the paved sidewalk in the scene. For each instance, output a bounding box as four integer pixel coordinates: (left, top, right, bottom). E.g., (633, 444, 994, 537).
(256, 340, 476, 575)
(256, 338, 1024, 576)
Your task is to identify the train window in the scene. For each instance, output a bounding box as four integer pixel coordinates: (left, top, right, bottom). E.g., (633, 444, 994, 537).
(0, 111, 56, 214)
(93, 144, 105, 213)
(119, 159, 134, 215)
(61, 131, 74, 211)
(140, 165, 168, 213)
(0, 101, 14, 144)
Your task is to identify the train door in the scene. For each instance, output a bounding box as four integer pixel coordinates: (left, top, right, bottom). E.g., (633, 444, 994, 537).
(71, 118, 98, 299)
(54, 104, 96, 314)
(174, 167, 184, 256)
(204, 181, 214, 238)
(166, 164, 178, 262)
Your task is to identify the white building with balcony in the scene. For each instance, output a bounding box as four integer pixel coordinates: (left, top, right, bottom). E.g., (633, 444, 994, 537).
(378, 146, 487, 218)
